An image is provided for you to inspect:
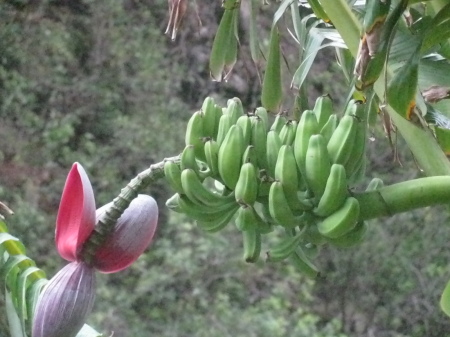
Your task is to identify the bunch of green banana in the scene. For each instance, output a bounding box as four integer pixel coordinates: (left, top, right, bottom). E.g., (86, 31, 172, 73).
(165, 94, 371, 274)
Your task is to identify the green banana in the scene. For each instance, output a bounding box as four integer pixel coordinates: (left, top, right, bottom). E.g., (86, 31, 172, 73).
(164, 160, 185, 195)
(317, 196, 360, 239)
(270, 113, 287, 134)
(266, 130, 282, 178)
(216, 113, 233, 147)
(250, 116, 268, 170)
(196, 204, 239, 233)
(255, 107, 269, 131)
(242, 228, 261, 263)
(302, 242, 319, 259)
(320, 114, 338, 144)
(268, 181, 297, 228)
(242, 145, 257, 166)
(313, 94, 333, 129)
(294, 110, 319, 177)
(218, 124, 245, 190)
(180, 145, 199, 173)
(366, 177, 384, 191)
(279, 120, 297, 146)
(326, 220, 368, 248)
(326, 114, 357, 169)
(181, 168, 236, 207)
(305, 134, 332, 202)
(226, 97, 244, 124)
(303, 223, 327, 246)
(314, 164, 349, 217)
(235, 162, 259, 205)
(289, 247, 320, 279)
(345, 103, 368, 180)
(235, 204, 259, 231)
(204, 139, 220, 177)
(275, 145, 312, 212)
(166, 193, 238, 222)
(236, 115, 252, 147)
(266, 231, 303, 262)
(201, 97, 219, 139)
(185, 110, 206, 162)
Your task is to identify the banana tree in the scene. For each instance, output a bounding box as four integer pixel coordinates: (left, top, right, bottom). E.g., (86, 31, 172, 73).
(2, 0, 450, 336)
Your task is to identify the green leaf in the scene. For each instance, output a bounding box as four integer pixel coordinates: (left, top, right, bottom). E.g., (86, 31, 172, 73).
(421, 3, 450, 53)
(5, 291, 26, 337)
(387, 46, 420, 119)
(440, 279, 450, 317)
(0, 232, 26, 256)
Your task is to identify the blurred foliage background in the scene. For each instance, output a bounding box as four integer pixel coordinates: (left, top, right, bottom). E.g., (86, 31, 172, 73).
(0, 0, 449, 336)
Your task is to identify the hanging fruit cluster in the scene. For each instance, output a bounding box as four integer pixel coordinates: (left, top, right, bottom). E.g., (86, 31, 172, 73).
(165, 96, 375, 278)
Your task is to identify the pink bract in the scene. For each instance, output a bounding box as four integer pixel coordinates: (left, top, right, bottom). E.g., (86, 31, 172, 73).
(93, 195, 159, 273)
(56, 163, 96, 262)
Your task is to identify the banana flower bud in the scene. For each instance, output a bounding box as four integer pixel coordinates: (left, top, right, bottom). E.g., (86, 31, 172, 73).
(33, 162, 159, 336)
(55, 162, 159, 270)
(32, 261, 96, 337)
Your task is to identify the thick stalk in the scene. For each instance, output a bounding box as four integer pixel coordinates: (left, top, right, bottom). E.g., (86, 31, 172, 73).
(355, 176, 450, 220)
(80, 155, 180, 263)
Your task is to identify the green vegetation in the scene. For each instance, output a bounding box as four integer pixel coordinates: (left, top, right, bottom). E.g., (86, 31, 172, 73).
(1, 1, 450, 336)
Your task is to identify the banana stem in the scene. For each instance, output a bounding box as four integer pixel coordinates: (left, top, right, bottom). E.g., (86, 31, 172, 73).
(355, 176, 450, 220)
(80, 154, 180, 263)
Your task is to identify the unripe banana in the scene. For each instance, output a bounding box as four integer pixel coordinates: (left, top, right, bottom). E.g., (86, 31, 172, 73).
(196, 204, 239, 233)
(181, 168, 236, 207)
(366, 177, 384, 191)
(349, 154, 367, 184)
(305, 134, 332, 202)
(317, 196, 360, 239)
(266, 231, 303, 262)
(218, 125, 245, 190)
(204, 139, 220, 177)
(313, 94, 333, 129)
(326, 114, 357, 169)
(236, 115, 252, 147)
(226, 97, 244, 124)
(279, 120, 297, 146)
(235, 204, 258, 231)
(270, 113, 287, 134)
(302, 242, 319, 259)
(275, 145, 312, 212)
(268, 181, 297, 228)
(242, 145, 257, 166)
(201, 97, 219, 139)
(294, 110, 319, 177)
(303, 223, 327, 246)
(164, 160, 184, 195)
(180, 145, 199, 173)
(212, 104, 223, 138)
(166, 193, 238, 222)
(250, 116, 268, 170)
(289, 247, 320, 278)
(242, 228, 261, 263)
(235, 162, 259, 205)
(345, 103, 368, 181)
(216, 113, 233, 147)
(266, 130, 282, 178)
(255, 107, 269, 131)
(326, 220, 368, 248)
(314, 164, 349, 217)
(185, 111, 206, 162)
(320, 114, 338, 144)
